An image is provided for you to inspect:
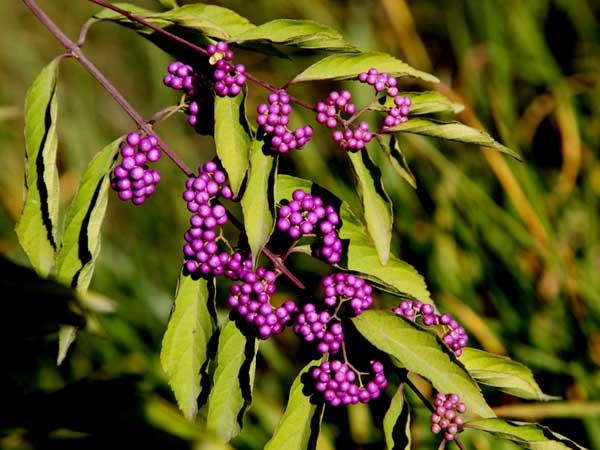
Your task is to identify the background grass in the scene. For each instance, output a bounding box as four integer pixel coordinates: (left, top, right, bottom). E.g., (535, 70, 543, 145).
(1, 0, 600, 448)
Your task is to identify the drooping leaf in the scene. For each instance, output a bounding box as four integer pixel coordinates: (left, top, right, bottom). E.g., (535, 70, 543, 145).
(94, 2, 164, 29)
(388, 118, 522, 160)
(461, 348, 558, 401)
(207, 320, 258, 442)
(465, 418, 588, 449)
(56, 138, 120, 291)
(214, 92, 252, 196)
(264, 362, 324, 450)
(0, 258, 85, 338)
(347, 150, 393, 265)
(161, 272, 217, 420)
(291, 52, 438, 84)
(381, 91, 464, 115)
(156, 4, 254, 38)
(275, 175, 431, 302)
(383, 384, 411, 450)
(231, 19, 357, 53)
(15, 58, 61, 278)
(376, 134, 416, 189)
(352, 311, 494, 418)
(54, 138, 120, 364)
(241, 139, 277, 267)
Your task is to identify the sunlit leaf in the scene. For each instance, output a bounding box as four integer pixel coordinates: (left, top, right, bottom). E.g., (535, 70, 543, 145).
(241, 139, 277, 267)
(207, 320, 258, 442)
(214, 92, 252, 196)
(383, 384, 411, 450)
(264, 362, 324, 450)
(231, 19, 357, 52)
(291, 52, 438, 84)
(461, 348, 558, 401)
(15, 58, 61, 278)
(347, 150, 393, 265)
(352, 311, 495, 418)
(161, 273, 217, 420)
(465, 418, 588, 449)
(388, 118, 521, 160)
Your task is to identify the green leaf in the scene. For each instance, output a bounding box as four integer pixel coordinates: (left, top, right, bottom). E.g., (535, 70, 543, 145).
(231, 19, 357, 53)
(214, 92, 252, 196)
(157, 4, 254, 38)
(157, 0, 178, 9)
(56, 138, 120, 291)
(461, 348, 558, 401)
(382, 91, 464, 115)
(352, 311, 494, 418)
(493, 402, 600, 420)
(241, 139, 277, 267)
(275, 175, 431, 302)
(207, 320, 258, 442)
(54, 138, 120, 364)
(347, 150, 393, 265)
(383, 384, 411, 450)
(161, 272, 217, 420)
(264, 362, 324, 450)
(291, 52, 438, 84)
(388, 118, 522, 160)
(15, 58, 61, 278)
(465, 418, 588, 449)
(376, 134, 416, 189)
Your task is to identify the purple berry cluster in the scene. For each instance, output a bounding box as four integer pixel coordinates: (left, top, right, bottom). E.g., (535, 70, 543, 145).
(111, 132, 161, 205)
(293, 304, 344, 354)
(322, 273, 373, 314)
(207, 41, 246, 97)
(276, 189, 342, 264)
(310, 360, 387, 407)
(357, 68, 411, 131)
(393, 301, 468, 356)
(227, 267, 299, 339)
(316, 91, 374, 151)
(163, 61, 214, 132)
(431, 393, 466, 441)
(256, 90, 313, 154)
(183, 161, 253, 278)
(163, 61, 196, 94)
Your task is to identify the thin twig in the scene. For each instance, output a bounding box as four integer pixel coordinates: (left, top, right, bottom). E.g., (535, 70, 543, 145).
(87, 0, 315, 110)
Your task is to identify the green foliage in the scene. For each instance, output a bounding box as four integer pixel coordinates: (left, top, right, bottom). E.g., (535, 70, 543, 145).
(160, 273, 217, 420)
(264, 362, 324, 450)
(241, 139, 277, 267)
(290, 52, 439, 83)
(390, 118, 521, 160)
(214, 92, 252, 196)
(207, 320, 258, 442)
(231, 19, 358, 53)
(347, 150, 393, 265)
(15, 58, 61, 278)
(383, 384, 411, 450)
(461, 348, 557, 401)
(466, 419, 588, 449)
(353, 310, 494, 418)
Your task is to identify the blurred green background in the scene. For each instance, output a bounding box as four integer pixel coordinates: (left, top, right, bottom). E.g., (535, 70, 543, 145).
(2, 0, 600, 448)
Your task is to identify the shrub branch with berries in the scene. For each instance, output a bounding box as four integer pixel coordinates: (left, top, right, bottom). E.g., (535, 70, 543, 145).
(16, 0, 585, 449)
